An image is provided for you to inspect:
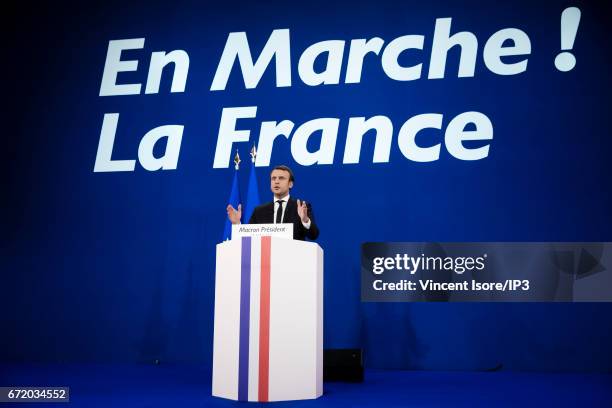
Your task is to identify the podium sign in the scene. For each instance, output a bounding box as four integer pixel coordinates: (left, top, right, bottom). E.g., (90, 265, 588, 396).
(212, 236, 323, 402)
(231, 223, 293, 240)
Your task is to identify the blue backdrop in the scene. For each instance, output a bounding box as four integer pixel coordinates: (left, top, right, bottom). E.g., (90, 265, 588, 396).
(2, 0, 611, 372)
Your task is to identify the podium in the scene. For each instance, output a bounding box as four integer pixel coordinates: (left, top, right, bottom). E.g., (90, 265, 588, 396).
(212, 234, 324, 402)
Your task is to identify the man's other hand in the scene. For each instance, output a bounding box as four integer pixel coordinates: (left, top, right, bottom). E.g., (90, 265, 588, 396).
(227, 204, 242, 224)
(296, 199, 310, 223)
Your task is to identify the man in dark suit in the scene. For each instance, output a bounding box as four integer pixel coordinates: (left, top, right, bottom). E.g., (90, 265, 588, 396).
(226, 165, 319, 241)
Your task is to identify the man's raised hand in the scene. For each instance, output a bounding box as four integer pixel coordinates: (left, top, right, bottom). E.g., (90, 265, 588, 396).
(296, 199, 310, 223)
(227, 204, 242, 224)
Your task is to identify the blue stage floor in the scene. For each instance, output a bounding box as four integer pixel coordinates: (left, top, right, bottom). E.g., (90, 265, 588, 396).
(1, 364, 610, 407)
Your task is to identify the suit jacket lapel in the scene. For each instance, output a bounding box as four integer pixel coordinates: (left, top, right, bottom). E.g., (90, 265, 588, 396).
(266, 201, 275, 223)
(284, 198, 296, 223)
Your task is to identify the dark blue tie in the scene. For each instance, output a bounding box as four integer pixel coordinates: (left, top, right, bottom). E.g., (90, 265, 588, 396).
(275, 200, 284, 223)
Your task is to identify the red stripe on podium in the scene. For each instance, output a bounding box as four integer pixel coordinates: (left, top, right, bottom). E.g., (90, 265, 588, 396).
(258, 236, 271, 402)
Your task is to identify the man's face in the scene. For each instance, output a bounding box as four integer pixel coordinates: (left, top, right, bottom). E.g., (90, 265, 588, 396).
(270, 169, 293, 198)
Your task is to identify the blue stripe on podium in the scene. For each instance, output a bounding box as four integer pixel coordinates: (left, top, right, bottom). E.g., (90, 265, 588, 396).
(238, 237, 251, 401)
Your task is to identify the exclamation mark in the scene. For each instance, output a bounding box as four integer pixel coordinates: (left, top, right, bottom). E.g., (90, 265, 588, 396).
(554, 7, 581, 72)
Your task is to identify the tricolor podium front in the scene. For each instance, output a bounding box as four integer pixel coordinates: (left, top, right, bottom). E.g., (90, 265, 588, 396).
(212, 236, 324, 402)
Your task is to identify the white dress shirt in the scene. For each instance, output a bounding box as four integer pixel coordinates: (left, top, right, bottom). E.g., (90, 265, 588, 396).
(273, 194, 289, 224)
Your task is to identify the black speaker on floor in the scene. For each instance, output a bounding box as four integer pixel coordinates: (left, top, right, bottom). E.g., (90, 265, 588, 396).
(323, 349, 364, 382)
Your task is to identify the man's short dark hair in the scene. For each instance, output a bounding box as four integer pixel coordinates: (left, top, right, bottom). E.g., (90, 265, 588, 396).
(271, 165, 295, 182)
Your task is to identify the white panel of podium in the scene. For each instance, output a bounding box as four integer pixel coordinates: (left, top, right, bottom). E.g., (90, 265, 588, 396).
(212, 236, 323, 402)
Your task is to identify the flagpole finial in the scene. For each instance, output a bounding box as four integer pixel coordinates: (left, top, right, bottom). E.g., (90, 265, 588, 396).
(234, 149, 241, 170)
(250, 144, 257, 163)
